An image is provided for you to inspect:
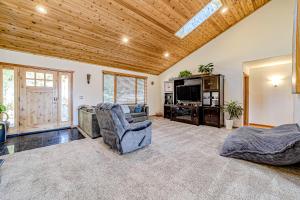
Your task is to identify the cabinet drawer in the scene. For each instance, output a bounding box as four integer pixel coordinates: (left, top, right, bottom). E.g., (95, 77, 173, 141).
(203, 108, 220, 126)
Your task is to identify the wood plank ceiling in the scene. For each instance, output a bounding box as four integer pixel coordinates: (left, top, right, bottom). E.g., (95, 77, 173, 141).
(0, 0, 270, 75)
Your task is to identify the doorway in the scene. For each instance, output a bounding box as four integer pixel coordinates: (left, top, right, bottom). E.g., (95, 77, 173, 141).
(243, 56, 293, 127)
(0, 63, 73, 134)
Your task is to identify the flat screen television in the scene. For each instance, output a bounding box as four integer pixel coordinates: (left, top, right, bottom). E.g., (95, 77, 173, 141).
(176, 85, 201, 102)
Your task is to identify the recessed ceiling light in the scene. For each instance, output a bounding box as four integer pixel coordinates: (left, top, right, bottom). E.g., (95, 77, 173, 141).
(164, 52, 170, 58)
(221, 7, 228, 14)
(36, 5, 47, 14)
(121, 36, 129, 44)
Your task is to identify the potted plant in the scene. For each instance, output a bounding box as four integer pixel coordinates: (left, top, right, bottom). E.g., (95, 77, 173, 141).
(223, 101, 243, 130)
(178, 70, 192, 78)
(198, 63, 214, 75)
(0, 104, 9, 143)
(0, 104, 9, 131)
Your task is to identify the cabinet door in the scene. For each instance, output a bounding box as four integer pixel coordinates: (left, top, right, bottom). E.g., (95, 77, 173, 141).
(203, 108, 220, 126)
(164, 82, 173, 93)
(203, 76, 219, 91)
(211, 92, 219, 106)
(203, 92, 211, 106)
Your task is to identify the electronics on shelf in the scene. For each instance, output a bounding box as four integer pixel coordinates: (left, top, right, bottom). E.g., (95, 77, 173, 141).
(163, 74, 224, 127)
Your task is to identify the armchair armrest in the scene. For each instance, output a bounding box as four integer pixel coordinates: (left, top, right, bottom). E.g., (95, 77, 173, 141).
(126, 120, 152, 132)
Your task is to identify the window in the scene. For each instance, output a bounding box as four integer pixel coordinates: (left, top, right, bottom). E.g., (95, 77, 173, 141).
(175, 0, 222, 39)
(26, 72, 54, 87)
(116, 76, 135, 104)
(59, 73, 71, 123)
(3, 69, 15, 127)
(103, 74, 115, 103)
(137, 79, 145, 104)
(103, 71, 147, 104)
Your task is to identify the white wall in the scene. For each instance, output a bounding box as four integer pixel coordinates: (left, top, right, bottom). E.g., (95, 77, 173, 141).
(294, 94, 300, 124)
(249, 63, 293, 126)
(0, 49, 161, 125)
(159, 0, 297, 125)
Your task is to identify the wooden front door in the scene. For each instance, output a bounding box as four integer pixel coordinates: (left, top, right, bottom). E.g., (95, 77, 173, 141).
(19, 68, 58, 132)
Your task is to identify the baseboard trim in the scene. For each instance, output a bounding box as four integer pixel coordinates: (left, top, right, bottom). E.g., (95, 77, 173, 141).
(150, 114, 163, 117)
(249, 123, 275, 128)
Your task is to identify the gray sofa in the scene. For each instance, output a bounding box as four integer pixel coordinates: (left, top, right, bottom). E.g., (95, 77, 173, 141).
(78, 106, 101, 138)
(123, 105, 149, 123)
(96, 103, 152, 154)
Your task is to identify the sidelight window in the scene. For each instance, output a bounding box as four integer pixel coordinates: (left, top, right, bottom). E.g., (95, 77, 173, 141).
(3, 69, 15, 127)
(60, 74, 70, 122)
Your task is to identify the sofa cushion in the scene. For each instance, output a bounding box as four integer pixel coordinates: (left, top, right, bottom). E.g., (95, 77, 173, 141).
(220, 124, 300, 166)
(131, 112, 147, 118)
(134, 104, 143, 113)
(121, 105, 130, 114)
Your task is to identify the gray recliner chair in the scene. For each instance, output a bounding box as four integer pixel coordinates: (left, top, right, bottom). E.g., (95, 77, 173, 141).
(95, 103, 152, 154)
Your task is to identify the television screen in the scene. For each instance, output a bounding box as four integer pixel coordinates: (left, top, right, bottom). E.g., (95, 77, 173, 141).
(176, 85, 201, 102)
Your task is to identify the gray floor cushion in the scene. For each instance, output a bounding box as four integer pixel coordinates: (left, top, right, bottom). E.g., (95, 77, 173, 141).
(220, 124, 300, 166)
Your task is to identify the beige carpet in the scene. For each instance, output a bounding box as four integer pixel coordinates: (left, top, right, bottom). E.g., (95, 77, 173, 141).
(0, 118, 299, 200)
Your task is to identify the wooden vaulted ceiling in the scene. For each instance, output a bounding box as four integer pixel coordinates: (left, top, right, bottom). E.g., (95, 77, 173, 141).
(0, 0, 270, 75)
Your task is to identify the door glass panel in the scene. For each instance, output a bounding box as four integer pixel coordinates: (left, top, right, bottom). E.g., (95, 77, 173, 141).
(61, 74, 69, 122)
(45, 73, 53, 80)
(36, 72, 44, 80)
(3, 69, 15, 127)
(26, 79, 35, 86)
(45, 80, 53, 87)
(26, 72, 35, 79)
(36, 80, 45, 87)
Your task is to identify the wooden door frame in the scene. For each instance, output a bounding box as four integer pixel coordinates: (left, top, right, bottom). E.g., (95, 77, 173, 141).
(19, 67, 60, 132)
(293, 0, 300, 93)
(243, 73, 249, 126)
(0, 62, 74, 134)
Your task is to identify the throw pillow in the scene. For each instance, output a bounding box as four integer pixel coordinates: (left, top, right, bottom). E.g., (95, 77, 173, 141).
(134, 104, 143, 113)
(121, 105, 130, 114)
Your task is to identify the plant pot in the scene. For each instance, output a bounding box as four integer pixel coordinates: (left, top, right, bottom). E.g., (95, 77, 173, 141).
(0, 112, 9, 132)
(225, 119, 234, 130)
(0, 122, 7, 143)
(199, 72, 211, 75)
(4, 121, 10, 132)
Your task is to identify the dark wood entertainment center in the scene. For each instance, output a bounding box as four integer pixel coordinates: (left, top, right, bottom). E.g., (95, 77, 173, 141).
(164, 74, 224, 128)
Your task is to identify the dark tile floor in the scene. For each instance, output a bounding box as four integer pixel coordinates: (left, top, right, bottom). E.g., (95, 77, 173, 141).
(0, 128, 85, 156)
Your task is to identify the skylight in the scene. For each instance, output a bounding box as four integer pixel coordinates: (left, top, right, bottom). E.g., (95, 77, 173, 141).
(175, 0, 222, 39)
